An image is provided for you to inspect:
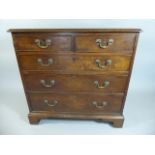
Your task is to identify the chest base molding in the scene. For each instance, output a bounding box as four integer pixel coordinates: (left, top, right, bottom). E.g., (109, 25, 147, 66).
(28, 112, 124, 128)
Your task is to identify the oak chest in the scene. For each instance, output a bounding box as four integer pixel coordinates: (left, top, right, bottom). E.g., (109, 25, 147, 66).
(9, 29, 141, 127)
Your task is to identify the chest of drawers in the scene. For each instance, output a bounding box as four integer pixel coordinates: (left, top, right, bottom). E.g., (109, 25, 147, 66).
(9, 29, 141, 127)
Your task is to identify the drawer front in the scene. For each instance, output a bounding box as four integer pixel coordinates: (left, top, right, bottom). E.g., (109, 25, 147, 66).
(24, 74, 128, 93)
(13, 33, 72, 51)
(18, 53, 131, 72)
(75, 33, 136, 52)
(29, 93, 124, 113)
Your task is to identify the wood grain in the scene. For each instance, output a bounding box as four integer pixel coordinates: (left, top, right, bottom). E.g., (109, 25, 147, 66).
(8, 28, 141, 33)
(24, 73, 128, 93)
(75, 33, 136, 52)
(13, 33, 72, 51)
(9, 29, 141, 127)
(17, 53, 132, 72)
(29, 92, 124, 114)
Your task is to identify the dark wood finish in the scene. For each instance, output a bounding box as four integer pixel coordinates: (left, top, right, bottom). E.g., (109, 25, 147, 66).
(17, 53, 131, 72)
(24, 73, 128, 93)
(9, 28, 141, 128)
(28, 112, 124, 127)
(8, 28, 141, 33)
(29, 93, 124, 113)
(75, 33, 136, 52)
(12, 32, 136, 54)
(13, 33, 72, 51)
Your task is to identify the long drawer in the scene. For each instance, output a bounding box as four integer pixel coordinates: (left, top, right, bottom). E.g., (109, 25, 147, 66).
(17, 53, 131, 72)
(23, 73, 128, 93)
(29, 93, 124, 114)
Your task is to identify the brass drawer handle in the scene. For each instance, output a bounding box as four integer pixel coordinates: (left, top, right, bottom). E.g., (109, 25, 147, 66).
(96, 59, 112, 69)
(37, 58, 54, 66)
(94, 80, 110, 89)
(96, 38, 114, 49)
(44, 99, 58, 107)
(35, 39, 52, 49)
(92, 101, 108, 109)
(40, 80, 55, 88)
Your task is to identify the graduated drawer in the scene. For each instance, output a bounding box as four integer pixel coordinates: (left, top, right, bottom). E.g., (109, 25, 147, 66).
(75, 33, 136, 53)
(18, 53, 131, 72)
(29, 93, 124, 114)
(12, 33, 72, 51)
(24, 73, 128, 93)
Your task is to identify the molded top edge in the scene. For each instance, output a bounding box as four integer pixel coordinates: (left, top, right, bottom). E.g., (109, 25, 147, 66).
(8, 28, 142, 33)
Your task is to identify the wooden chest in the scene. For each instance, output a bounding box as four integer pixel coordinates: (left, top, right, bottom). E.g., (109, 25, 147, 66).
(9, 29, 141, 127)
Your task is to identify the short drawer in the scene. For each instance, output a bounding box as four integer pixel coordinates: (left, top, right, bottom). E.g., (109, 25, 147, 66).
(75, 33, 136, 53)
(13, 33, 72, 51)
(24, 73, 128, 93)
(29, 93, 124, 114)
(18, 53, 131, 72)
